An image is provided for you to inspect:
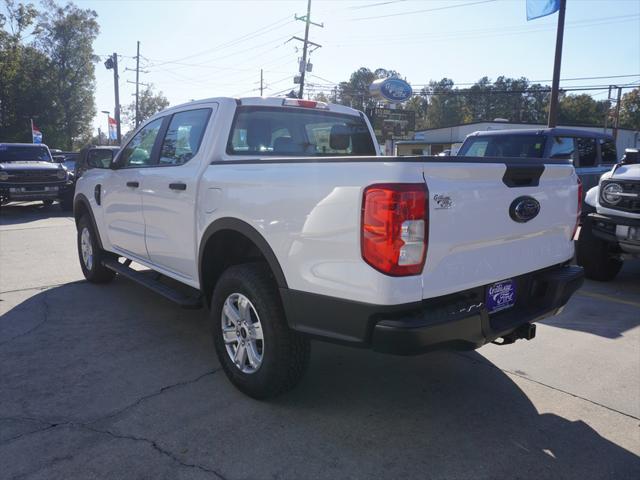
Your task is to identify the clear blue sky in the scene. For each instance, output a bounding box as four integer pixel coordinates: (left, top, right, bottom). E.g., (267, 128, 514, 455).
(75, 0, 640, 133)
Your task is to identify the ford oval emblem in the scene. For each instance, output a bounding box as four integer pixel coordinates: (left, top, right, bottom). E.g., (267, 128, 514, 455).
(509, 196, 540, 223)
(369, 77, 413, 103)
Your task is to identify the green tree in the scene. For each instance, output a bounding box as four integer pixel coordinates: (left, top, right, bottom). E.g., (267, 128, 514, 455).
(124, 84, 169, 129)
(35, 1, 99, 149)
(619, 88, 640, 130)
(0, 1, 54, 142)
(558, 93, 609, 126)
(424, 78, 465, 128)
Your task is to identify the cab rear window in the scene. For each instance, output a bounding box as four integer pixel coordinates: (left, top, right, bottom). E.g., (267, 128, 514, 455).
(227, 107, 376, 157)
(459, 135, 546, 158)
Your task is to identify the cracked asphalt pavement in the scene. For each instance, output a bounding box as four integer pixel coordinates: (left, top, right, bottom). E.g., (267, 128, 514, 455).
(1, 202, 639, 479)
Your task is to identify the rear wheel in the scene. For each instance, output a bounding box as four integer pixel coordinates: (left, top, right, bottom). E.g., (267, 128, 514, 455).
(576, 223, 623, 282)
(211, 263, 310, 399)
(77, 215, 116, 283)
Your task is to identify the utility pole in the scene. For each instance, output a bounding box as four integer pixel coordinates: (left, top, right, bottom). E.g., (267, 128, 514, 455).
(547, 0, 566, 127)
(126, 41, 149, 128)
(292, 0, 323, 99)
(613, 85, 623, 141)
(135, 41, 140, 127)
(260, 69, 264, 96)
(104, 53, 122, 144)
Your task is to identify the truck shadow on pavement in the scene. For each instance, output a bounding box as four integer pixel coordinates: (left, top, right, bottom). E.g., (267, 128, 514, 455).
(540, 260, 640, 339)
(0, 202, 72, 226)
(0, 279, 638, 479)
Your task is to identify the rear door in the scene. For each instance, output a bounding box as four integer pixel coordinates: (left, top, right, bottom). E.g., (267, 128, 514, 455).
(420, 158, 578, 299)
(141, 106, 215, 281)
(102, 117, 164, 259)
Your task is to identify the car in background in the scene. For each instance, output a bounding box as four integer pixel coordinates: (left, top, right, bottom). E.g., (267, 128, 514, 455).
(577, 149, 639, 281)
(457, 128, 618, 211)
(0, 143, 73, 210)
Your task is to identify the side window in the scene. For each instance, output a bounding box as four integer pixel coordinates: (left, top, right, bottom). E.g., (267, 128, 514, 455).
(159, 109, 211, 166)
(600, 139, 617, 164)
(119, 118, 163, 167)
(549, 136, 575, 160)
(576, 137, 597, 167)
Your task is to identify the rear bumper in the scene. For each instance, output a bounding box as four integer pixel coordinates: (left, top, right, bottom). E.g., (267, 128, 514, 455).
(282, 264, 584, 355)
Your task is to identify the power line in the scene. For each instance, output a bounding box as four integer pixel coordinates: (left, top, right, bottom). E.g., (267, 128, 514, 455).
(147, 16, 294, 67)
(351, 0, 497, 21)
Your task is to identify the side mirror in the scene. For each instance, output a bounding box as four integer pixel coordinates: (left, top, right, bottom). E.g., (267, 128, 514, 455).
(53, 155, 66, 163)
(620, 148, 639, 165)
(86, 150, 115, 169)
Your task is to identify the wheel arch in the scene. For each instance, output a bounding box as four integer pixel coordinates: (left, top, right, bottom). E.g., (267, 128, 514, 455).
(74, 194, 104, 250)
(198, 218, 288, 305)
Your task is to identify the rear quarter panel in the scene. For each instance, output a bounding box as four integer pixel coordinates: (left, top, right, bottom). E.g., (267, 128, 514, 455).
(198, 161, 425, 305)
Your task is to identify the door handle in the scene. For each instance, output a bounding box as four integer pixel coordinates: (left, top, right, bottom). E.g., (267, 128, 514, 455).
(126, 181, 139, 188)
(169, 182, 187, 191)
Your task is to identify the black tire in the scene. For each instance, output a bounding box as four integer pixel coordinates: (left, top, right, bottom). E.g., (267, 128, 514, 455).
(42, 199, 54, 207)
(60, 191, 74, 212)
(576, 223, 623, 282)
(77, 215, 116, 283)
(211, 263, 310, 399)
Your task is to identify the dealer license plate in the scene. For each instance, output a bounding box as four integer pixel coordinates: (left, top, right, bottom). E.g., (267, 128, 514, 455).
(486, 279, 516, 314)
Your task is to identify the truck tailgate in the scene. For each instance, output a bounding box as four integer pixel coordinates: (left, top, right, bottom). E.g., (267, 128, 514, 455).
(422, 159, 578, 299)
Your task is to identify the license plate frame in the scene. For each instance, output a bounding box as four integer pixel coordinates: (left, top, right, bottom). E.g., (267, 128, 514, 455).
(486, 279, 517, 314)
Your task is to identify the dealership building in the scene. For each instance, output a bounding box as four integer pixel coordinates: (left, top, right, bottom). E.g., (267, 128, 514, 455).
(395, 121, 640, 157)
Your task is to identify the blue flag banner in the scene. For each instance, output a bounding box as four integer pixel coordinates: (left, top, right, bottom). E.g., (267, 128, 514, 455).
(526, 0, 560, 20)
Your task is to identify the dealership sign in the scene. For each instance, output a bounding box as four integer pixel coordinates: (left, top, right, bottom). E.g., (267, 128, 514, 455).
(369, 77, 413, 103)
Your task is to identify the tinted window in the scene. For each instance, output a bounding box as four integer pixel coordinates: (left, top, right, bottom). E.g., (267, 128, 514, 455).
(549, 137, 575, 159)
(458, 135, 545, 158)
(576, 137, 597, 167)
(87, 149, 114, 168)
(600, 139, 617, 164)
(120, 118, 163, 167)
(227, 107, 376, 156)
(0, 145, 52, 162)
(159, 109, 211, 166)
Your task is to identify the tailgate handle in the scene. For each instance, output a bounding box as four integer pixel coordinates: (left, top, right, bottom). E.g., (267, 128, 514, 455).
(502, 164, 545, 188)
(126, 181, 139, 188)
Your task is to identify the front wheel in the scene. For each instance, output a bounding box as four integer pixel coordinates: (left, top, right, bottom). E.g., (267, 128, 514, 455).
(77, 215, 116, 283)
(576, 223, 623, 282)
(211, 263, 310, 399)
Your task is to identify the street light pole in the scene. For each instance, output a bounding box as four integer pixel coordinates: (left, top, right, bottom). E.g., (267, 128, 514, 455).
(104, 53, 122, 144)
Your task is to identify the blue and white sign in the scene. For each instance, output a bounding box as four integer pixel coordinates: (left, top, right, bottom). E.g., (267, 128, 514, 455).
(369, 77, 413, 103)
(486, 279, 517, 314)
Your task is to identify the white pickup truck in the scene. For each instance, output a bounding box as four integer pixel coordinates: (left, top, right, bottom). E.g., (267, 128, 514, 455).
(74, 97, 584, 398)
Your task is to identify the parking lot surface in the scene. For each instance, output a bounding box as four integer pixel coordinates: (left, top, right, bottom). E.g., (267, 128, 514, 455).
(1, 202, 639, 479)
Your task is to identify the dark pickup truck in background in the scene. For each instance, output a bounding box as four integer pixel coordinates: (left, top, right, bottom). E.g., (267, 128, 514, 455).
(0, 143, 73, 210)
(457, 128, 618, 210)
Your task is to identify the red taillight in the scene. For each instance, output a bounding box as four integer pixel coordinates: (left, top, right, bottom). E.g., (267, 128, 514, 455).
(361, 183, 428, 276)
(572, 177, 583, 240)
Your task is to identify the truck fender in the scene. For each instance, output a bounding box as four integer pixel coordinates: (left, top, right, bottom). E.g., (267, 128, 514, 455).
(73, 193, 105, 250)
(584, 186, 599, 209)
(198, 217, 288, 291)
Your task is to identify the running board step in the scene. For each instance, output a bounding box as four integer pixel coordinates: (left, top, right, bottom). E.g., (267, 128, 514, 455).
(103, 259, 202, 309)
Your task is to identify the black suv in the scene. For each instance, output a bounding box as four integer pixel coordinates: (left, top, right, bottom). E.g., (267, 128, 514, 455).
(0, 143, 73, 210)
